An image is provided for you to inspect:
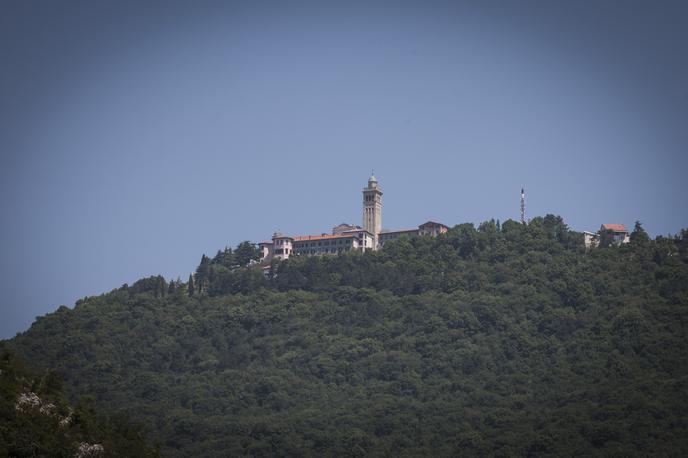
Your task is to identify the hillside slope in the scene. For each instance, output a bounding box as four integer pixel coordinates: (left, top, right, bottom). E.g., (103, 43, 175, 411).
(0, 348, 160, 457)
(7, 217, 688, 457)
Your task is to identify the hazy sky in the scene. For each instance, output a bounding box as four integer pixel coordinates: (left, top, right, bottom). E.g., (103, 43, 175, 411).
(1, 0, 687, 338)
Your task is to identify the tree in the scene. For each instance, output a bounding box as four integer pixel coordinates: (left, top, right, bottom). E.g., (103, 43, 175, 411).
(631, 221, 650, 245)
(234, 241, 259, 266)
(187, 274, 195, 296)
(212, 247, 235, 268)
(542, 214, 569, 243)
(8, 215, 688, 457)
(450, 223, 478, 259)
(168, 279, 177, 295)
(195, 255, 211, 294)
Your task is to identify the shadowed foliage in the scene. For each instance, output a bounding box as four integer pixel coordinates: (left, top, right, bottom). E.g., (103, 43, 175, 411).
(6, 216, 688, 457)
(0, 347, 160, 457)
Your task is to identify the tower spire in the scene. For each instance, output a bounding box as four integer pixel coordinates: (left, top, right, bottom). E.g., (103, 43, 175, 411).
(520, 188, 526, 224)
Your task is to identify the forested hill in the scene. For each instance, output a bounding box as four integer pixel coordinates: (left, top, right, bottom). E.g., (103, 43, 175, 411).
(6, 216, 688, 457)
(0, 348, 160, 456)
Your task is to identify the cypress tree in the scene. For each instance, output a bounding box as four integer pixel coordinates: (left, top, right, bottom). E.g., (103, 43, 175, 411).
(195, 255, 211, 293)
(188, 274, 195, 296)
(235, 241, 259, 266)
(157, 276, 167, 297)
(168, 279, 176, 295)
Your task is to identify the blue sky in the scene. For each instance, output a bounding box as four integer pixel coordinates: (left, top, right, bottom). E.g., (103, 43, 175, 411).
(1, 0, 687, 338)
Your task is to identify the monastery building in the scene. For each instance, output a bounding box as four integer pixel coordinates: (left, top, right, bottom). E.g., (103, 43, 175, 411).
(258, 175, 449, 262)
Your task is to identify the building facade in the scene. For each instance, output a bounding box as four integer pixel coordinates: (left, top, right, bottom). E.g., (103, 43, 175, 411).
(378, 221, 450, 247)
(293, 231, 374, 256)
(271, 233, 294, 261)
(418, 221, 450, 237)
(583, 231, 600, 250)
(599, 224, 630, 247)
(258, 176, 449, 263)
(379, 228, 419, 247)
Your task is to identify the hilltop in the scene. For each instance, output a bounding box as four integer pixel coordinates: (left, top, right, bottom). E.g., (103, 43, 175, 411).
(5, 216, 688, 457)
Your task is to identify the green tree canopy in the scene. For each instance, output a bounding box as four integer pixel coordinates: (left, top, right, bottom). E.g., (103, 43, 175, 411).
(6, 216, 688, 457)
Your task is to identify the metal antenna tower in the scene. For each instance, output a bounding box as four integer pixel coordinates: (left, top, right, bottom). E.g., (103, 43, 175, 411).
(520, 188, 526, 224)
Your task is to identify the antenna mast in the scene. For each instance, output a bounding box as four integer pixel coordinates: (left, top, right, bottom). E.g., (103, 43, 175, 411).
(520, 188, 526, 224)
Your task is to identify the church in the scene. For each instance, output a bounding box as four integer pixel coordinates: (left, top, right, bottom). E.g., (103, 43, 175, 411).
(258, 175, 449, 262)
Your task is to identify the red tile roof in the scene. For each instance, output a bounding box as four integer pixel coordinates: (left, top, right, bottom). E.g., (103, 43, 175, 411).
(601, 224, 627, 232)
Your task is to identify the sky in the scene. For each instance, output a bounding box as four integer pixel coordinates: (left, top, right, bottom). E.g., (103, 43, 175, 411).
(1, 0, 687, 339)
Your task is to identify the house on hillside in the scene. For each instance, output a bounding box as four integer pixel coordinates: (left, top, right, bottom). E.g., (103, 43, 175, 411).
(599, 224, 630, 247)
(583, 231, 600, 250)
(419, 221, 450, 237)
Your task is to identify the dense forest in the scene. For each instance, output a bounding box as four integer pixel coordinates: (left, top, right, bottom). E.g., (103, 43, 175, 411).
(5, 216, 688, 457)
(0, 347, 159, 456)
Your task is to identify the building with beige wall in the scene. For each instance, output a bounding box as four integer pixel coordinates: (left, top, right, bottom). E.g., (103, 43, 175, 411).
(378, 221, 449, 247)
(293, 231, 374, 256)
(258, 175, 449, 263)
(271, 233, 294, 260)
(581, 224, 630, 250)
(583, 231, 600, 250)
(418, 221, 450, 237)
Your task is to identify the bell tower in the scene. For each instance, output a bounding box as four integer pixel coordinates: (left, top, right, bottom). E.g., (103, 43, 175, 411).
(362, 173, 383, 248)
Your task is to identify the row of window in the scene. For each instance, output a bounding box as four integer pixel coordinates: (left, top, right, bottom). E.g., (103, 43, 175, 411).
(295, 247, 352, 255)
(380, 232, 416, 241)
(294, 239, 353, 249)
(274, 235, 370, 250)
